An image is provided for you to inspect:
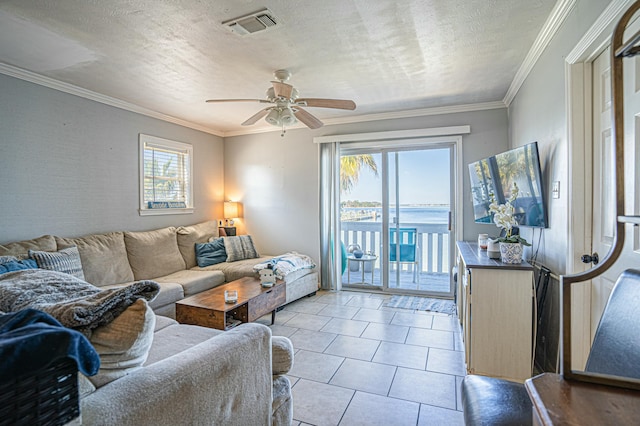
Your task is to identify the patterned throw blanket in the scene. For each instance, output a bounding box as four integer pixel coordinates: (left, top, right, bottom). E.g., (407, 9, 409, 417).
(253, 252, 316, 280)
(0, 269, 159, 336)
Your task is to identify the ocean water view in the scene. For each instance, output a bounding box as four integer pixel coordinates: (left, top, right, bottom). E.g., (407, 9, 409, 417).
(341, 206, 450, 223)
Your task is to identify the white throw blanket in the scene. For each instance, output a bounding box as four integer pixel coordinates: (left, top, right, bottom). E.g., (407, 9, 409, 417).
(253, 252, 316, 280)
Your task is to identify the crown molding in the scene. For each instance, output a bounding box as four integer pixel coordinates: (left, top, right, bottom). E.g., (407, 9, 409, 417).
(566, 0, 633, 64)
(503, 0, 577, 106)
(222, 101, 506, 137)
(0, 62, 225, 137)
(2, 60, 505, 139)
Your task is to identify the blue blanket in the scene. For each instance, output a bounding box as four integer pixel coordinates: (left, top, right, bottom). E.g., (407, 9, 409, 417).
(0, 308, 100, 381)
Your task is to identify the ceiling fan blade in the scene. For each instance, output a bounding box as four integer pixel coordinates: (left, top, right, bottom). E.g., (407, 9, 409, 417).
(296, 98, 356, 110)
(293, 107, 324, 129)
(241, 108, 270, 126)
(271, 81, 294, 99)
(206, 99, 270, 103)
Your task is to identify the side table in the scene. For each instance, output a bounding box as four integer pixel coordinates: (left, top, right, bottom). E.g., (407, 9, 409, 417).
(346, 254, 378, 284)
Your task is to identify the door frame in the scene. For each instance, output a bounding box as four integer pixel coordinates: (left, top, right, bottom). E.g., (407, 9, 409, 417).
(565, 0, 633, 369)
(318, 126, 468, 297)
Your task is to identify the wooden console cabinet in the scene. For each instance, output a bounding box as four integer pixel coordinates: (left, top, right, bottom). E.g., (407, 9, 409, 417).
(457, 241, 534, 382)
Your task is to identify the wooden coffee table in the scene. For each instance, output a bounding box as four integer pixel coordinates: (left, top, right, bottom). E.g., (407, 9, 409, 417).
(175, 276, 286, 330)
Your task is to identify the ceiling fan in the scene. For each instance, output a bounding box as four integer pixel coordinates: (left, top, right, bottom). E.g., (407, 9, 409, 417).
(205, 69, 356, 135)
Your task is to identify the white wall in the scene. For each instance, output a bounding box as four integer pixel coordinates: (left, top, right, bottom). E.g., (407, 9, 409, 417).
(224, 108, 509, 263)
(508, 0, 610, 275)
(0, 73, 225, 243)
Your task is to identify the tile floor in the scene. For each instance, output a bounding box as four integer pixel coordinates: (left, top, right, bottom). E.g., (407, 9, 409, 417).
(258, 290, 466, 426)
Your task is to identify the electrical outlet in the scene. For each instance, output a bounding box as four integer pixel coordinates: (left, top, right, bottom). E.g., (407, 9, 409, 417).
(552, 181, 560, 199)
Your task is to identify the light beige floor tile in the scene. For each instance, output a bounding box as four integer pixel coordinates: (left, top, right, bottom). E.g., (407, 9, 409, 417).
(315, 293, 355, 305)
(391, 311, 434, 328)
(361, 322, 409, 343)
(352, 308, 395, 324)
(268, 324, 299, 337)
(432, 315, 462, 332)
(456, 375, 464, 411)
(339, 391, 420, 426)
(285, 313, 332, 331)
(289, 328, 338, 352)
(405, 327, 454, 350)
(292, 379, 354, 426)
(389, 367, 457, 409)
(271, 309, 298, 325)
(320, 317, 369, 337)
(288, 350, 345, 383)
(426, 348, 466, 376)
(284, 301, 328, 315)
(418, 404, 464, 425)
(324, 335, 380, 361)
(345, 296, 383, 309)
(372, 341, 429, 370)
(317, 304, 361, 319)
(330, 358, 396, 396)
(288, 375, 300, 386)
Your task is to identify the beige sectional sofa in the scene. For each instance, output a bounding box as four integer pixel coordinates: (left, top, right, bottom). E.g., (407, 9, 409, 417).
(0, 220, 318, 425)
(1, 220, 319, 318)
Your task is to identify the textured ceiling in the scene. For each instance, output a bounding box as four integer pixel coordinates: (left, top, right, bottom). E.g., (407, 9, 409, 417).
(0, 0, 557, 135)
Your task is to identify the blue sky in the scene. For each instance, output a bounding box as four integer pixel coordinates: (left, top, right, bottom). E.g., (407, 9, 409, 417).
(342, 148, 451, 205)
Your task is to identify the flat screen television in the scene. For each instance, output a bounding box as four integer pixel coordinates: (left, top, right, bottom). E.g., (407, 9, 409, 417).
(468, 142, 547, 228)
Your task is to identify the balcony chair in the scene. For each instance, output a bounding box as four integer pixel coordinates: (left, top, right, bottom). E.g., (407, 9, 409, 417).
(461, 268, 640, 425)
(389, 227, 419, 282)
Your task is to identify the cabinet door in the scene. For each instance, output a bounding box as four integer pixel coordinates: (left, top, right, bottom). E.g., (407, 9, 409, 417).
(468, 268, 533, 381)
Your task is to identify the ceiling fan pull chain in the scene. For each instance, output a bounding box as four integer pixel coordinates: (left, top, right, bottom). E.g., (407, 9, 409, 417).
(281, 122, 286, 137)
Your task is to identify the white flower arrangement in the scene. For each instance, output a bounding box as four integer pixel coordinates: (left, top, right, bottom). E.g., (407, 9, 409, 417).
(489, 182, 531, 246)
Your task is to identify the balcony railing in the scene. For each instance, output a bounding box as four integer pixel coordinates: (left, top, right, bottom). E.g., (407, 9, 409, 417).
(340, 221, 450, 275)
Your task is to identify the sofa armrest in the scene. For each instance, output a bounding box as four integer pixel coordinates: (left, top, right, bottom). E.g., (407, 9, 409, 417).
(81, 323, 273, 426)
(272, 336, 294, 375)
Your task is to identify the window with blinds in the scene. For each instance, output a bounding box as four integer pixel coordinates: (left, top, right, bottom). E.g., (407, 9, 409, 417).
(139, 134, 194, 215)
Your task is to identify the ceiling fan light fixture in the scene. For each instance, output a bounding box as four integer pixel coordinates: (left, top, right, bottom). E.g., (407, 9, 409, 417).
(265, 108, 281, 126)
(280, 107, 297, 126)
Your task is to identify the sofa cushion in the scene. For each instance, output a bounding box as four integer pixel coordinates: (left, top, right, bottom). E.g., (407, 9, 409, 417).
(56, 232, 134, 286)
(194, 256, 272, 282)
(144, 323, 222, 366)
(29, 246, 85, 280)
(100, 281, 184, 312)
(154, 269, 225, 297)
(124, 227, 186, 280)
(0, 235, 57, 257)
(195, 239, 227, 267)
(176, 221, 219, 269)
(88, 299, 156, 388)
(223, 235, 259, 262)
(154, 315, 178, 332)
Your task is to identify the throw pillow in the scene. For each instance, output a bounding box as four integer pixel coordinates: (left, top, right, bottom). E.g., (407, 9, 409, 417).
(195, 239, 227, 267)
(223, 235, 259, 262)
(88, 298, 156, 388)
(29, 246, 85, 280)
(176, 220, 219, 269)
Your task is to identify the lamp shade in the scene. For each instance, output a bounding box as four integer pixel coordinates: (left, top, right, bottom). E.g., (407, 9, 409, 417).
(224, 201, 241, 219)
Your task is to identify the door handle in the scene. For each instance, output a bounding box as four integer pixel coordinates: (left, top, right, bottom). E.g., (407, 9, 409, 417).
(581, 253, 599, 265)
(448, 211, 452, 231)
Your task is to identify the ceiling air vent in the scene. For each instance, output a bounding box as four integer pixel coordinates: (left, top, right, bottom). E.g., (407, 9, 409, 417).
(223, 8, 279, 36)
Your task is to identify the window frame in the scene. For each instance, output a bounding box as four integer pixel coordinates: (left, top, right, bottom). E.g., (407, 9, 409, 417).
(139, 134, 194, 216)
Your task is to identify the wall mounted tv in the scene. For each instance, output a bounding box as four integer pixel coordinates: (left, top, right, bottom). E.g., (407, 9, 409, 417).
(468, 141, 547, 228)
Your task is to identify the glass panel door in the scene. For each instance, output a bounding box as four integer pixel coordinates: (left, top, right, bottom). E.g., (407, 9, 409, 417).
(340, 144, 454, 297)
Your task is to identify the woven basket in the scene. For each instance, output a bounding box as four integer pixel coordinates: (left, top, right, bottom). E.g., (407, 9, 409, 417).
(0, 357, 79, 426)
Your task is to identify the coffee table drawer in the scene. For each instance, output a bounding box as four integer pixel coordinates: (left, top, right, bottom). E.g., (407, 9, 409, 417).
(248, 283, 286, 322)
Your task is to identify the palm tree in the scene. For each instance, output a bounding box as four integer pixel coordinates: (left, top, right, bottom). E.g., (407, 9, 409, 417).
(340, 154, 378, 193)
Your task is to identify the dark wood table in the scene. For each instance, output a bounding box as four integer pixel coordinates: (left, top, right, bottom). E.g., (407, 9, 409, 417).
(525, 373, 640, 425)
(175, 276, 285, 330)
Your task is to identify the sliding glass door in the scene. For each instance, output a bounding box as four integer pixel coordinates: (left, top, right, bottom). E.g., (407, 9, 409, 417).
(340, 143, 455, 297)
